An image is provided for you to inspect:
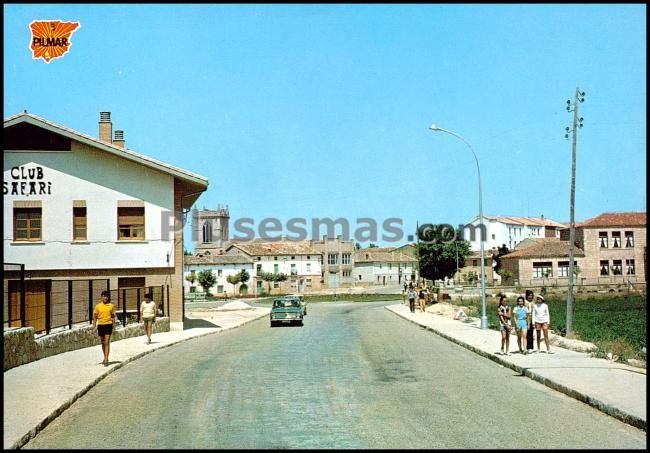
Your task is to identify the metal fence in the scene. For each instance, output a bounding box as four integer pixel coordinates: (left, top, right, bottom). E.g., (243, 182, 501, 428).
(4, 273, 168, 335)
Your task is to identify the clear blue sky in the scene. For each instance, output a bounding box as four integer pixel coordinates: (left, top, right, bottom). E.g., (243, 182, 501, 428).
(4, 4, 646, 249)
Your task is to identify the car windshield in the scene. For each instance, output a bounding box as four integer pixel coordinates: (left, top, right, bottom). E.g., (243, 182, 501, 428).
(273, 299, 300, 308)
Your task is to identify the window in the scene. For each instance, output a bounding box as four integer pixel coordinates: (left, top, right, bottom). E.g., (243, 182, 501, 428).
(307, 255, 310, 259)
(273, 282, 279, 288)
(257, 280, 263, 289)
(14, 207, 42, 241)
(625, 232, 634, 248)
(118, 207, 144, 240)
(342, 253, 351, 265)
(291, 256, 295, 260)
(473, 259, 478, 266)
(290, 263, 297, 275)
(599, 260, 609, 276)
(306, 263, 311, 273)
(379, 263, 382, 269)
(306, 278, 312, 287)
(358, 275, 362, 281)
(612, 259, 623, 275)
(532, 262, 553, 278)
(491, 234, 496, 239)
(257, 256, 261, 261)
(256, 264, 262, 274)
(599, 232, 608, 248)
(557, 261, 578, 278)
(189, 286, 196, 293)
(343, 270, 351, 277)
(612, 232, 621, 248)
(274, 263, 279, 274)
(626, 259, 636, 275)
(217, 285, 224, 293)
(274, 256, 278, 260)
(388, 263, 392, 270)
(217, 270, 222, 277)
(328, 253, 338, 265)
(73, 207, 87, 240)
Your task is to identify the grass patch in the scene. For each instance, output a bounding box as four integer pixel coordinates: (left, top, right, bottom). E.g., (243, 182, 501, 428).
(455, 294, 646, 362)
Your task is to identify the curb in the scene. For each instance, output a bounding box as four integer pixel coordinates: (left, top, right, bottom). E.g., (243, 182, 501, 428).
(385, 306, 647, 432)
(9, 310, 269, 450)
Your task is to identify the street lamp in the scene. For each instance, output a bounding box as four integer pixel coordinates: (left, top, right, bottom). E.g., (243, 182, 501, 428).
(429, 124, 488, 330)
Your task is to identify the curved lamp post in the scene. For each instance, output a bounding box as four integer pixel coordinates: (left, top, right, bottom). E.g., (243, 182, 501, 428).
(429, 124, 488, 330)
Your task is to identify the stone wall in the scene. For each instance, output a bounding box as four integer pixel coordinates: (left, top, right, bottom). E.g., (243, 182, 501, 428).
(3, 317, 170, 371)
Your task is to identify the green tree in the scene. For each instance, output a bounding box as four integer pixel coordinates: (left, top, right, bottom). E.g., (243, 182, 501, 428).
(354, 242, 361, 250)
(226, 273, 241, 295)
(260, 271, 288, 295)
(197, 269, 217, 296)
(185, 272, 196, 285)
(368, 243, 378, 248)
(492, 244, 510, 274)
(239, 269, 250, 295)
(418, 233, 472, 281)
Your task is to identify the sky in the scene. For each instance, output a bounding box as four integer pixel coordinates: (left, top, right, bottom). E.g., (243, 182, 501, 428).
(4, 4, 646, 250)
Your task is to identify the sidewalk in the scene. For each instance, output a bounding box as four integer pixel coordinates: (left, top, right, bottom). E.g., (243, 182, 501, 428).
(385, 302, 646, 431)
(3, 304, 270, 450)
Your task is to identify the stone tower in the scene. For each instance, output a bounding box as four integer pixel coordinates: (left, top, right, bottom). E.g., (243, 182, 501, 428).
(195, 205, 230, 249)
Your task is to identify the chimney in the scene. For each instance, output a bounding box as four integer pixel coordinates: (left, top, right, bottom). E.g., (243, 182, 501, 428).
(113, 130, 125, 148)
(98, 112, 112, 143)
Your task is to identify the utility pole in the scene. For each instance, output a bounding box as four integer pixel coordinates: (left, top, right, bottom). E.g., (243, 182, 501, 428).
(564, 87, 585, 336)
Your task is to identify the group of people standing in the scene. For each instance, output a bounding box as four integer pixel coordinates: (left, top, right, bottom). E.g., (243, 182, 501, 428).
(402, 282, 433, 314)
(91, 290, 158, 366)
(497, 289, 551, 355)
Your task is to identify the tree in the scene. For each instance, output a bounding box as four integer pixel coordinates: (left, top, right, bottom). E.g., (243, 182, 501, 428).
(239, 269, 250, 295)
(368, 243, 378, 248)
(185, 273, 196, 285)
(418, 233, 472, 281)
(354, 242, 361, 250)
(197, 269, 217, 296)
(226, 273, 241, 295)
(260, 271, 288, 295)
(492, 244, 510, 274)
(499, 269, 513, 286)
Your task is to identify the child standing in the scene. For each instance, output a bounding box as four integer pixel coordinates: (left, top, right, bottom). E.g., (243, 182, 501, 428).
(497, 295, 511, 355)
(513, 296, 529, 354)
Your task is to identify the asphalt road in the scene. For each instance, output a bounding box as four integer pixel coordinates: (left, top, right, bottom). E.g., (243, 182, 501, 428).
(24, 301, 646, 449)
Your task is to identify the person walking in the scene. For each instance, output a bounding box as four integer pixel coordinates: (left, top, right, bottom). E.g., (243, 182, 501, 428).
(93, 290, 116, 366)
(140, 292, 157, 345)
(497, 295, 511, 355)
(513, 296, 529, 354)
(524, 289, 535, 353)
(408, 287, 417, 314)
(418, 287, 427, 312)
(532, 294, 552, 353)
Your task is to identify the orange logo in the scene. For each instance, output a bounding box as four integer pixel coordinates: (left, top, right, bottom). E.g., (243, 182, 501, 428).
(29, 20, 80, 63)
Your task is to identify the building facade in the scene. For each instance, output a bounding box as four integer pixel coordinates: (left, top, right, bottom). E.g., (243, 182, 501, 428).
(226, 240, 324, 294)
(310, 236, 356, 289)
(463, 215, 566, 252)
(4, 112, 208, 331)
(559, 212, 646, 285)
(184, 253, 254, 296)
(353, 247, 418, 286)
(499, 238, 585, 287)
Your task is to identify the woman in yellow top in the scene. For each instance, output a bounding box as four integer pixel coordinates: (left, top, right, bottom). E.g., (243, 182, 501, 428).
(93, 290, 116, 366)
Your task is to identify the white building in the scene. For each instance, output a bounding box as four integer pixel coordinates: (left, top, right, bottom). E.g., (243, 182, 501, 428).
(353, 247, 418, 286)
(3, 111, 208, 331)
(463, 215, 566, 252)
(184, 253, 254, 296)
(226, 240, 324, 294)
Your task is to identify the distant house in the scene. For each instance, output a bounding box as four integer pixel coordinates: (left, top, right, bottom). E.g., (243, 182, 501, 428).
(453, 251, 495, 285)
(184, 253, 254, 296)
(560, 212, 646, 285)
(499, 238, 585, 287)
(463, 215, 566, 252)
(353, 247, 418, 286)
(226, 240, 323, 294)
